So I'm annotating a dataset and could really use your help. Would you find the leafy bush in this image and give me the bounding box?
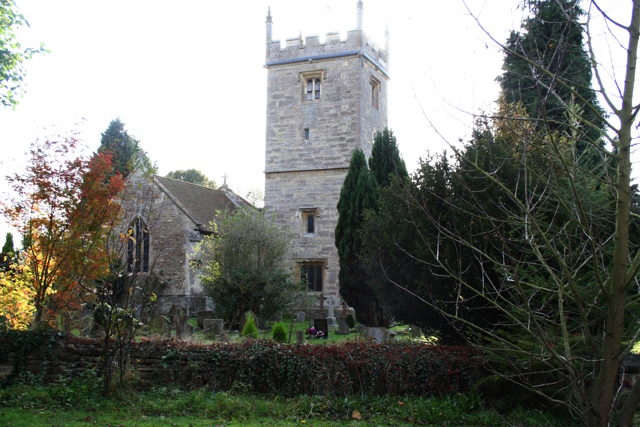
[241,316,259,339]
[271,321,287,343]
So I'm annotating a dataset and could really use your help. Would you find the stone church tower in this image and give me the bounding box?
[264,1,389,304]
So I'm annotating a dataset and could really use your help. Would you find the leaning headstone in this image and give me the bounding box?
[336,315,350,335]
[314,318,329,339]
[296,311,306,323]
[203,319,224,337]
[296,330,304,343]
[308,318,315,328]
[197,310,215,329]
[149,315,170,338]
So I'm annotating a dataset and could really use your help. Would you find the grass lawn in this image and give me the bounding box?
[183,315,405,345]
[0,382,579,427]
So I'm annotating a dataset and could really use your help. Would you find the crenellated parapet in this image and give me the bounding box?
[266,30,388,77]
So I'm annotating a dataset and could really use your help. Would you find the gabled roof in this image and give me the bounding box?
[154,176,252,234]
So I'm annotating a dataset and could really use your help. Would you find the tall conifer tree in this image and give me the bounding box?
[497,0,606,162]
[369,128,408,188]
[2,233,14,254]
[98,118,153,177]
[335,148,384,326]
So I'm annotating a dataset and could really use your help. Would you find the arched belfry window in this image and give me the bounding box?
[127,217,149,273]
[301,70,325,102]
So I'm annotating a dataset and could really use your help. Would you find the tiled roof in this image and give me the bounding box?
[154,176,251,234]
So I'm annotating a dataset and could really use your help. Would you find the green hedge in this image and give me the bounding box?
[1,331,484,396]
[153,340,483,396]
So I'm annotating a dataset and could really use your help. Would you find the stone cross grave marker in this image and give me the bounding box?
[318,293,326,312]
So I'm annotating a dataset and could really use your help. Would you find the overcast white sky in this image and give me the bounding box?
[0,0,635,247]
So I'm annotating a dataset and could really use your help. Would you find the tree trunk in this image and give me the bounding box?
[587,2,639,425]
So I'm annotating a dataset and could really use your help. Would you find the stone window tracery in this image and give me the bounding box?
[306,78,321,100]
[300,263,324,292]
[127,217,149,273]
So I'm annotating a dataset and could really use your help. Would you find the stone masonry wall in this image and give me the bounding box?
[264,24,389,310]
[120,173,206,315]
[265,169,347,299]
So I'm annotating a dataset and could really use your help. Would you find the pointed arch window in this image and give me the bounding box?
[127,217,149,273]
[301,70,325,102]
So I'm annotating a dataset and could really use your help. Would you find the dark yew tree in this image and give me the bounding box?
[2,232,14,254]
[497,0,606,164]
[368,127,408,187]
[335,148,385,326]
[98,118,153,177]
[362,0,640,424]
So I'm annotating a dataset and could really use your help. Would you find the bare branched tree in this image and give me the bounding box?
[363,1,640,425]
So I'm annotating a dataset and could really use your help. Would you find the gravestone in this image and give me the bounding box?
[314,318,329,339]
[257,316,267,331]
[336,315,350,335]
[296,311,306,323]
[184,323,195,337]
[203,319,224,337]
[296,330,304,343]
[149,315,170,338]
[172,306,188,338]
[326,296,336,327]
[197,310,215,329]
[410,325,422,339]
[366,327,388,344]
[174,317,190,339]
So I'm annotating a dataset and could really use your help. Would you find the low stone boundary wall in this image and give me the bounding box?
[0,331,484,396]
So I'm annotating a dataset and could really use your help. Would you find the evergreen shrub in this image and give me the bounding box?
[241,316,259,339]
[271,321,287,343]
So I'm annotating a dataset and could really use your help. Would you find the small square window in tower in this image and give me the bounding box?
[371,76,381,109]
[300,263,324,292]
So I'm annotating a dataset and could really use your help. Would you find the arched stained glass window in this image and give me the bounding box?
[127,217,149,273]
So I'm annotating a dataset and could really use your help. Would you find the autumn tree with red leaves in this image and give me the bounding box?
[2,136,124,327]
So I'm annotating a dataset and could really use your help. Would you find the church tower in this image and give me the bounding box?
[264,1,389,304]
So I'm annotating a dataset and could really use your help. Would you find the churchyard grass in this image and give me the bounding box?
[184,315,371,344]
[0,380,580,426]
